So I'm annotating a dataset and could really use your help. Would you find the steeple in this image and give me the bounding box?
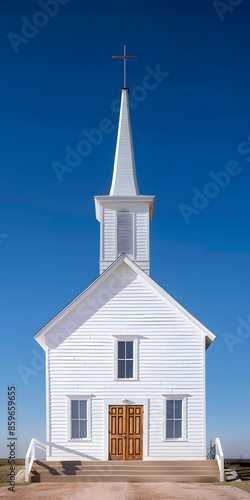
[110,88,139,196]
[95,48,155,275]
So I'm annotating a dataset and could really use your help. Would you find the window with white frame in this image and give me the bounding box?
[113,336,139,380]
[118,340,134,378]
[163,396,188,441]
[166,399,183,439]
[71,400,88,439]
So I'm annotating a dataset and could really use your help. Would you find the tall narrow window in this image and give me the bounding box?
[117,340,134,379]
[117,209,133,256]
[166,400,182,439]
[71,400,87,439]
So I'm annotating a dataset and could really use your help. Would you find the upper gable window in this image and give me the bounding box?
[117,209,133,256]
[113,336,139,380]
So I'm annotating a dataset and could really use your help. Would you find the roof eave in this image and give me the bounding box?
[34,253,216,351]
[94,195,155,221]
[34,254,128,348]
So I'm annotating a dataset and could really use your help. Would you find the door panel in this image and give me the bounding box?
[126,406,143,460]
[109,406,126,460]
[109,405,143,460]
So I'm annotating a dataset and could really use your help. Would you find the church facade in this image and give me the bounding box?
[34,85,216,462]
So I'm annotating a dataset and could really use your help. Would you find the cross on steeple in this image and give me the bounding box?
[112,45,137,88]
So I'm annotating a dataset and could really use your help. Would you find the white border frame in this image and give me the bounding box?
[45,347,51,459]
[100,205,104,262]
[162,395,188,442]
[203,335,206,458]
[103,397,149,460]
[66,395,92,442]
[113,335,139,381]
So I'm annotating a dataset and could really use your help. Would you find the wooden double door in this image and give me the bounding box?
[109,405,143,460]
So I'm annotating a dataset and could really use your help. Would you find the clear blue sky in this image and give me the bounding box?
[1,0,250,458]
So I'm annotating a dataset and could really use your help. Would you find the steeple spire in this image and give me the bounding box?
[109,88,139,196]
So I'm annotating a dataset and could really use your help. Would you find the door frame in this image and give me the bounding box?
[103,398,149,460]
[109,405,143,460]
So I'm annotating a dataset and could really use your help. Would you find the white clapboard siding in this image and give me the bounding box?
[103,207,116,261]
[47,263,206,461]
[135,208,149,262]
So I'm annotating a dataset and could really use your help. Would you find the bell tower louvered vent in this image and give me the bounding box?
[117,209,133,256]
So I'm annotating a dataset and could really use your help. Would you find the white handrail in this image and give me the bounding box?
[215,437,224,482]
[25,438,46,482]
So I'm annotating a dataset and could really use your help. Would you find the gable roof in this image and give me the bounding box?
[34,254,216,350]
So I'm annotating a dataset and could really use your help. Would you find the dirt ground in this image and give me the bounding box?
[1,482,250,500]
[0,464,24,483]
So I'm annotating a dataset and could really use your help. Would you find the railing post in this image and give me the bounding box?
[215,437,224,482]
[25,438,46,483]
[220,451,224,482]
[32,442,36,461]
[25,456,29,482]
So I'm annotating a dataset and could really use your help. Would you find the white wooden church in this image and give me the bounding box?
[26,52,224,482]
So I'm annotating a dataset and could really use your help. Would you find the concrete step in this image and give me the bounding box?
[33,464,219,470]
[31,473,220,483]
[35,460,214,466]
[33,461,218,468]
[32,469,219,476]
[30,460,220,483]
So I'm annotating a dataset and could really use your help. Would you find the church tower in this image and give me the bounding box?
[95,56,155,274]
